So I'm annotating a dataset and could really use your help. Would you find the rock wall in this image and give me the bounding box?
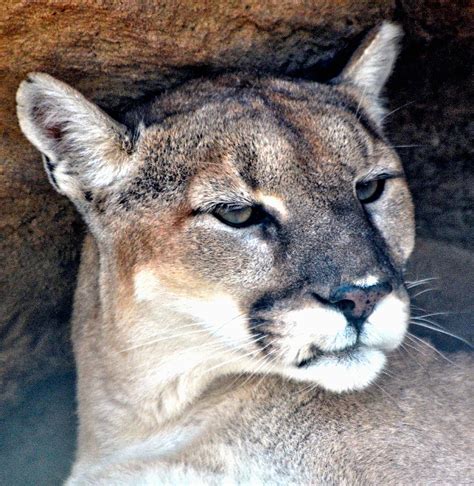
[0,1,472,413]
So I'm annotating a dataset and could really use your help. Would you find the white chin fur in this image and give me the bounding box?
[282,348,386,393]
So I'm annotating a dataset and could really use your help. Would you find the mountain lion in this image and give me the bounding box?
[17,22,473,484]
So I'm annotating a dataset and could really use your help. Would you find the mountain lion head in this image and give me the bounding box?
[17,22,414,393]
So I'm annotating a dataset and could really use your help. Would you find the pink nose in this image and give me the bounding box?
[329,282,392,322]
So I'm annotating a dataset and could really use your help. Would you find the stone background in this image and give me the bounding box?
[1,1,473,415]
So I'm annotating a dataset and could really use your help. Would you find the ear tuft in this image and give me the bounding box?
[339,22,402,98]
[336,22,402,124]
[17,73,134,201]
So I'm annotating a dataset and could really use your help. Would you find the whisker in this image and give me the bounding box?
[235,342,281,388]
[239,348,279,390]
[409,322,473,348]
[411,287,437,299]
[380,368,396,380]
[411,317,448,331]
[297,381,320,396]
[135,340,230,372]
[380,100,415,121]
[410,316,453,333]
[406,333,431,352]
[120,312,248,353]
[403,337,428,354]
[355,83,369,120]
[405,277,439,289]
[372,382,401,410]
[133,328,264,373]
[141,335,266,371]
[411,306,431,316]
[389,144,426,149]
[411,312,451,319]
[137,334,269,375]
[202,345,267,376]
[121,328,215,352]
[398,340,426,367]
[407,332,458,365]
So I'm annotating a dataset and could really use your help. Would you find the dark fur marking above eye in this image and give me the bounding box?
[258,93,316,159]
[237,142,259,189]
[120,151,193,206]
[84,191,93,202]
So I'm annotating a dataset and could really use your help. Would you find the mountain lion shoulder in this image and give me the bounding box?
[16,22,473,484]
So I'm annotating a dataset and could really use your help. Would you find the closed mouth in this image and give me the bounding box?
[296,344,361,368]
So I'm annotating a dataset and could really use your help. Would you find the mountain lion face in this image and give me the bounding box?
[17,23,414,392]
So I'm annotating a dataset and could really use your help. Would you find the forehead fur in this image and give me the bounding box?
[116,73,387,211]
[101,71,412,305]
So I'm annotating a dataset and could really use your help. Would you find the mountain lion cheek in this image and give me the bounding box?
[133,268,252,346]
[369,183,415,265]
[180,234,276,289]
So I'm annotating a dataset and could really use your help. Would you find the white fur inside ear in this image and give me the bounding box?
[336,22,402,125]
[341,22,402,98]
[16,72,132,199]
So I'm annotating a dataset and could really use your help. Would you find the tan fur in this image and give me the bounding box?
[68,235,473,485]
[16,22,472,484]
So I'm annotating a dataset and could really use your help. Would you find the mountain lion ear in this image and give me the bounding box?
[16,73,134,201]
[336,22,403,123]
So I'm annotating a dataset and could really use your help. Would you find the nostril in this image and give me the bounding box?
[335,299,355,316]
[329,282,393,321]
[311,282,392,323]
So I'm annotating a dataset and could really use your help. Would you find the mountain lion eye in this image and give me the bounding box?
[213,206,254,227]
[356,179,386,204]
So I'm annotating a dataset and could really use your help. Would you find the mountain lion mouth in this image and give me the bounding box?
[296,345,360,368]
[283,347,387,393]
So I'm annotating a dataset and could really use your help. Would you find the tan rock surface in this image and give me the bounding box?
[1,1,472,413]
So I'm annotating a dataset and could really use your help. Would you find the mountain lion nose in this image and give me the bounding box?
[329,282,392,326]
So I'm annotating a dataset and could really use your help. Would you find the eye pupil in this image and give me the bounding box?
[356,179,386,204]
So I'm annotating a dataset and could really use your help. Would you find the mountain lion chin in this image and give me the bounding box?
[282,347,387,393]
